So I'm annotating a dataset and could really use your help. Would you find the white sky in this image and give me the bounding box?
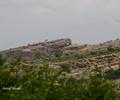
[0,0,120,50]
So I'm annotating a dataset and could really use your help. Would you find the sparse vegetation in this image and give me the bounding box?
[55,47,120,62]
[0,59,119,100]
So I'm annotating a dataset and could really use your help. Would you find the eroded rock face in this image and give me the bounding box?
[46,38,72,49]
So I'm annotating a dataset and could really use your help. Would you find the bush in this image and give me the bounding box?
[54,49,63,58]
[0,61,119,100]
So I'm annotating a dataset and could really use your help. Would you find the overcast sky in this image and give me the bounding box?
[0,0,120,50]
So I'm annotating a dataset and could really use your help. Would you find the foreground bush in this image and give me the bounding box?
[0,62,119,100]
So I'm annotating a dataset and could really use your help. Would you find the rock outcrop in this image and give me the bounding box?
[1,38,72,60]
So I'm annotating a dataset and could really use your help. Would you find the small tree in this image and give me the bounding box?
[54,49,63,58]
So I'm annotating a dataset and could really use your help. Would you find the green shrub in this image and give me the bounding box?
[0,61,119,100]
[54,49,63,58]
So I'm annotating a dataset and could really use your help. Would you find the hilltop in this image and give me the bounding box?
[1,38,120,61]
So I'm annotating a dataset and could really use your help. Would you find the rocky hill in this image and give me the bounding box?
[1,38,120,90]
[0,38,72,61]
[1,38,120,61]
